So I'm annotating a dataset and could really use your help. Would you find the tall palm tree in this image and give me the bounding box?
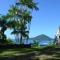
[18,10,32,44]
[11,19,29,44]
[6,5,20,42]
[6,0,38,44]
[15,0,38,44]
[6,5,30,44]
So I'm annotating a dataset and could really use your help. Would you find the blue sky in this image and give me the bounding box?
[0,0,60,39]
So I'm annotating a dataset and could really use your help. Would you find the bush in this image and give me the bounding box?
[31,40,40,48]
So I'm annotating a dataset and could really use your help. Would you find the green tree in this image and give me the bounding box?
[16,0,38,10]
[15,0,38,44]
[6,5,20,42]
[0,15,10,43]
[6,0,38,44]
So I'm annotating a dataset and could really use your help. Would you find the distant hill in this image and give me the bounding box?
[30,34,53,41]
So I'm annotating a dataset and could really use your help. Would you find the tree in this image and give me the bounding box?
[15,0,38,44]
[6,5,20,42]
[15,10,32,44]
[0,15,10,43]
[16,0,39,10]
[6,0,38,44]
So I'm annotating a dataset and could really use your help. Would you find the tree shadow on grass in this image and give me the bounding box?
[0,48,9,53]
[0,46,60,60]
[35,46,60,60]
[0,51,38,60]
[0,47,39,60]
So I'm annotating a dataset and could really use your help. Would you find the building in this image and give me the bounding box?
[56,26,60,45]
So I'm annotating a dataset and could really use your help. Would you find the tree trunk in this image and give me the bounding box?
[20,34,22,44]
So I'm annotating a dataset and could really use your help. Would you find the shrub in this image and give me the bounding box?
[31,40,40,48]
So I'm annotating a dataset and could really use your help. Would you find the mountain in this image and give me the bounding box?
[30,34,53,41]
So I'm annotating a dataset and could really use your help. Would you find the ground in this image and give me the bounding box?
[0,46,60,60]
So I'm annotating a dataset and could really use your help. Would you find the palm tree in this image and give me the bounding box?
[11,19,29,44]
[15,0,38,44]
[6,0,38,44]
[6,5,20,42]
[15,9,32,44]
[16,0,39,10]
[6,5,30,44]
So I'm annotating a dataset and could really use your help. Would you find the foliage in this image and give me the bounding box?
[6,38,15,44]
[0,15,9,43]
[0,0,38,44]
[31,40,40,48]
[5,0,38,44]
[16,0,39,10]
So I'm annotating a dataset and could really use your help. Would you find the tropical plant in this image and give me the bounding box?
[6,38,15,44]
[6,5,20,43]
[31,40,40,48]
[0,15,10,43]
[6,0,38,44]
[15,0,38,44]
[16,0,39,10]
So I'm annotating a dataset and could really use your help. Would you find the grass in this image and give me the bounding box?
[0,46,60,60]
[0,48,40,57]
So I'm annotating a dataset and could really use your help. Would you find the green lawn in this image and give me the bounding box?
[0,48,39,57]
[0,46,60,60]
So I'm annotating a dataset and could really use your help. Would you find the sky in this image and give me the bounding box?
[0,0,60,39]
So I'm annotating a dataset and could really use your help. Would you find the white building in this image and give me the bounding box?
[56,26,60,45]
